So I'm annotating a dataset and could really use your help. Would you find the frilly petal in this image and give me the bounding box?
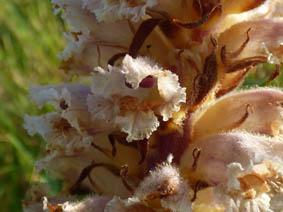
[51,0,93,33]
[122,55,186,121]
[57,32,90,61]
[29,84,109,135]
[88,55,186,141]
[87,95,119,125]
[157,70,186,121]
[29,85,60,109]
[23,113,59,140]
[121,54,160,89]
[91,66,144,99]
[24,115,93,157]
[83,0,158,23]
[29,84,91,110]
[239,194,273,212]
[115,110,159,142]
[220,193,273,212]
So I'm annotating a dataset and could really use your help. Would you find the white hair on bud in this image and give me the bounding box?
[135,159,192,212]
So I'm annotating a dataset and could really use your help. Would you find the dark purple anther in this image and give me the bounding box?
[139,75,156,88]
[60,100,68,110]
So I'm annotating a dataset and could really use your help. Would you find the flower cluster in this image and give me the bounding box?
[23,0,283,212]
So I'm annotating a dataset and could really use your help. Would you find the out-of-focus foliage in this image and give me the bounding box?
[0,0,282,211]
[243,64,283,87]
[0,0,64,211]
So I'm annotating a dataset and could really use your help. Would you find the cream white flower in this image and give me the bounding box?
[88,55,186,141]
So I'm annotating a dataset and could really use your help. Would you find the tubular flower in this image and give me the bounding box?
[23,0,283,212]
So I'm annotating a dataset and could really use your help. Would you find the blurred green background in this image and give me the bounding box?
[0,0,64,211]
[0,1,282,211]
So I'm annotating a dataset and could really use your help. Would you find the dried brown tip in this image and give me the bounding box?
[87,173,101,193]
[221,28,252,65]
[266,64,281,85]
[191,180,202,202]
[191,39,218,106]
[172,3,221,29]
[227,56,267,73]
[190,180,209,202]
[70,162,120,194]
[129,18,162,58]
[216,68,250,98]
[108,134,117,157]
[192,148,201,171]
[91,142,113,158]
[109,134,148,164]
[221,103,253,132]
[108,52,127,67]
[120,165,134,194]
